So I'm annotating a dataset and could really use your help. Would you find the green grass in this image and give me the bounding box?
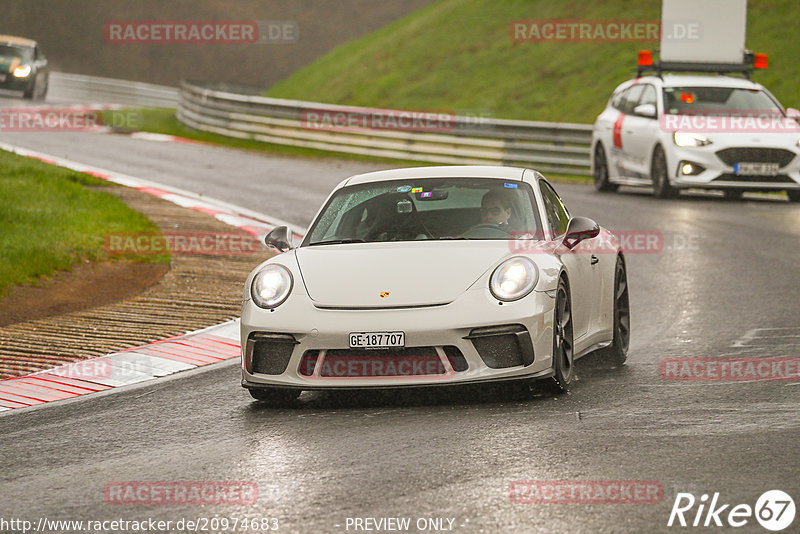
[265,0,800,122]
[0,150,168,297]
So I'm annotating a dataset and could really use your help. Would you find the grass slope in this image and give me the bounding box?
[266,0,800,123]
[0,150,166,297]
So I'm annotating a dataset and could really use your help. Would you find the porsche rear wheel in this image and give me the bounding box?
[248,387,300,405]
[595,256,630,367]
[542,277,574,393]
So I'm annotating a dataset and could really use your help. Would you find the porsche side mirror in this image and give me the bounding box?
[633,103,657,119]
[563,217,600,249]
[786,108,800,120]
[264,225,292,253]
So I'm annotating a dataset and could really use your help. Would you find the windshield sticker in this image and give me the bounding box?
[504,183,519,189]
[396,185,412,193]
[411,187,423,193]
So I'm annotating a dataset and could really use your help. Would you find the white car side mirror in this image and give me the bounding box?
[633,103,657,119]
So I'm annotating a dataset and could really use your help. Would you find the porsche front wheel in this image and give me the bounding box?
[596,256,630,367]
[542,277,574,393]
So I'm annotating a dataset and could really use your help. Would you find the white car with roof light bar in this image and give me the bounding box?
[591,50,800,201]
[240,166,629,404]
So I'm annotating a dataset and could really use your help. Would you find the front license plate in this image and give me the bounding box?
[349,332,405,349]
[734,162,779,176]
[0,74,6,82]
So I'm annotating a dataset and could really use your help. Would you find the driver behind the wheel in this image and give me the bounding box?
[480,190,513,228]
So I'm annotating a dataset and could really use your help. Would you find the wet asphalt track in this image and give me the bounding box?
[1,92,800,533]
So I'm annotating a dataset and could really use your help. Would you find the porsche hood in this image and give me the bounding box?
[294,242,512,308]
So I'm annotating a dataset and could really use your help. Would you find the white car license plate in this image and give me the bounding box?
[349,332,405,349]
[734,162,779,176]
[0,74,6,82]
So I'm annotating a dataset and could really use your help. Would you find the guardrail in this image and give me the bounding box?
[50,72,179,108]
[177,81,593,175]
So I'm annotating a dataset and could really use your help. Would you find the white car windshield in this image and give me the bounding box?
[0,44,33,62]
[663,86,783,116]
[304,178,543,245]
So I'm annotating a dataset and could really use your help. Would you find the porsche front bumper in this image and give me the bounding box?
[240,287,556,390]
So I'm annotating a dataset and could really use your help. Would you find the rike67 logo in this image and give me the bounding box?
[668,490,795,531]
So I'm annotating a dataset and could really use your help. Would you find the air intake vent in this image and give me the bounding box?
[465,324,534,369]
[245,332,297,375]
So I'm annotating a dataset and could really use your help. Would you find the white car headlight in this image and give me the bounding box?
[251,265,293,309]
[12,65,32,78]
[673,131,711,147]
[489,257,538,302]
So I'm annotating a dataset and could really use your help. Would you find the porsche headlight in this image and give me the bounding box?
[251,265,292,309]
[673,131,711,147]
[13,65,32,78]
[489,257,538,302]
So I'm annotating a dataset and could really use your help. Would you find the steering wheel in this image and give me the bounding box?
[459,223,513,239]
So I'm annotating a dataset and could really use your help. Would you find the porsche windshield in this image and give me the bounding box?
[304,178,543,245]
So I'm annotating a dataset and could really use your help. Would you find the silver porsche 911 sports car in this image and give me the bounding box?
[240,166,629,403]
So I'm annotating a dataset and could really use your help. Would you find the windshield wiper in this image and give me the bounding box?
[308,238,367,246]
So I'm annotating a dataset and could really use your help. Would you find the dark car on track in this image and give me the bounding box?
[0,35,49,100]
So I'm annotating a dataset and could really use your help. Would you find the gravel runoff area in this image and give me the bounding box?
[0,185,270,379]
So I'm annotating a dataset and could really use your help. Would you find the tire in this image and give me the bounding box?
[651,146,677,199]
[541,277,574,393]
[593,144,618,192]
[22,80,35,100]
[248,387,300,405]
[35,76,48,101]
[595,256,630,367]
[723,189,743,201]
[787,190,800,203]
